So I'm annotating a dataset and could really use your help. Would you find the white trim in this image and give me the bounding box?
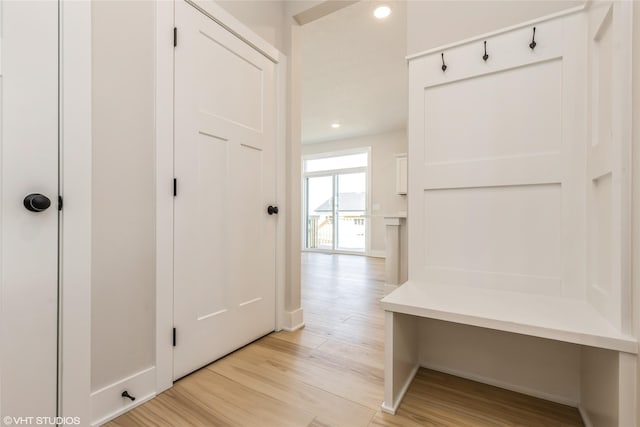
[368,250,386,258]
[154,0,175,394]
[275,54,288,331]
[420,363,578,407]
[304,167,367,178]
[578,406,594,427]
[302,249,367,256]
[380,365,418,415]
[90,367,157,426]
[281,308,305,332]
[302,146,371,163]
[185,0,281,63]
[616,0,634,336]
[59,0,92,424]
[154,0,287,395]
[365,146,372,255]
[406,4,586,61]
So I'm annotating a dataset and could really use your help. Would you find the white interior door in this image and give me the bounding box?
[173,0,277,379]
[1,0,59,420]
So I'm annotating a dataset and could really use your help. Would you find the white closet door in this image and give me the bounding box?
[173,0,277,379]
[1,0,59,419]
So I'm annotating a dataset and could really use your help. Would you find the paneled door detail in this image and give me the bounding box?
[173,0,277,379]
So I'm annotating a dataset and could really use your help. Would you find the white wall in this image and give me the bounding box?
[302,129,407,255]
[91,0,156,390]
[407,0,584,56]
[419,320,582,405]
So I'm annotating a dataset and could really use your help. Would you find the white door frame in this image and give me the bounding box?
[155,0,287,392]
[59,0,92,423]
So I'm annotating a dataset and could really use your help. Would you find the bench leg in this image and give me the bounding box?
[618,352,637,427]
[381,311,419,414]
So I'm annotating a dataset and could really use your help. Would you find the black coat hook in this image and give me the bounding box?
[441,52,447,72]
[529,27,537,50]
[483,41,489,61]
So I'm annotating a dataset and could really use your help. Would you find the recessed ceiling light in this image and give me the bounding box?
[374,6,391,19]
[331,122,341,129]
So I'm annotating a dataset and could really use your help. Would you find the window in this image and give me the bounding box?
[303,149,369,253]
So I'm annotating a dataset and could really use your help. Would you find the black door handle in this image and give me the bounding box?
[24,193,51,212]
[267,205,279,215]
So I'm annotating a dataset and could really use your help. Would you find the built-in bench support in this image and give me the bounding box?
[383,216,407,288]
[381,281,638,425]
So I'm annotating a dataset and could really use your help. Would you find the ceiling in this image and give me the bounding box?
[301,1,407,144]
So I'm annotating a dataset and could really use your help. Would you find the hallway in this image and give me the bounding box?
[107,253,582,426]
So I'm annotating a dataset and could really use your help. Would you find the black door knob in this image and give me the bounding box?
[24,193,51,212]
[267,205,279,215]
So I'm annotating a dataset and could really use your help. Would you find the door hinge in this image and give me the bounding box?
[173,327,177,347]
[173,178,177,197]
[58,195,63,211]
[173,27,177,47]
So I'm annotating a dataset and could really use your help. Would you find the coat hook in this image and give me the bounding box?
[529,27,537,50]
[483,41,489,61]
[441,52,447,72]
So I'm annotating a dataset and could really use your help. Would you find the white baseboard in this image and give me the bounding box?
[367,250,386,258]
[281,308,305,332]
[91,366,157,426]
[578,406,594,427]
[420,362,579,408]
[380,364,419,415]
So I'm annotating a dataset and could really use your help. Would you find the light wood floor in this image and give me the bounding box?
[107,252,584,427]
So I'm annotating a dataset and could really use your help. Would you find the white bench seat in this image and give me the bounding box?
[381,281,638,418]
[381,281,637,354]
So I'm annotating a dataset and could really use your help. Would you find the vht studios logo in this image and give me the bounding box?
[3,416,81,425]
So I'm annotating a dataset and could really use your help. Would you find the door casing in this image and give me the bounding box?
[59,1,93,423]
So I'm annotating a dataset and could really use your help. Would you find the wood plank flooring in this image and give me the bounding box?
[106,252,584,427]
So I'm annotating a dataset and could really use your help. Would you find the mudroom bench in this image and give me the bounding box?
[380,281,638,425]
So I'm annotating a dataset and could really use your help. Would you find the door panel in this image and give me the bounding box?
[1,0,59,419]
[174,0,277,379]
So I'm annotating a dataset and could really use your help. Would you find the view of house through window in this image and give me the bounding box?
[304,151,368,253]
